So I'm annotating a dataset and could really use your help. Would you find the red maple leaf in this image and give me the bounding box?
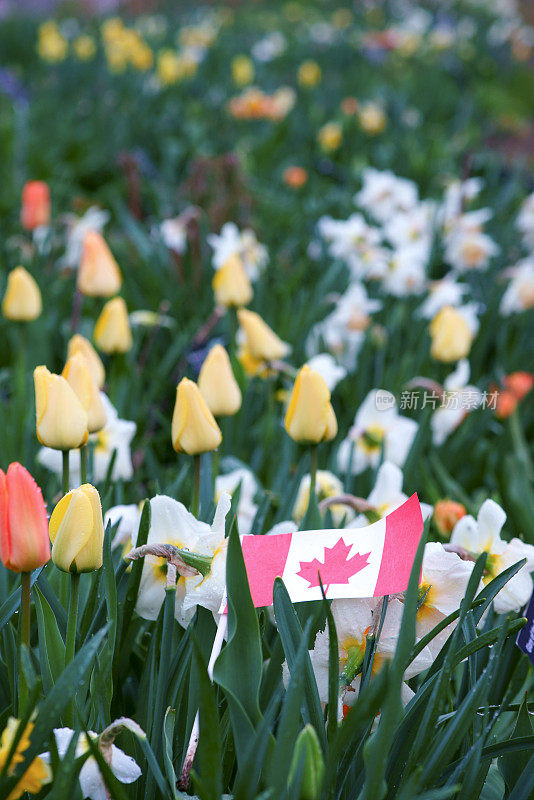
[296,538,371,592]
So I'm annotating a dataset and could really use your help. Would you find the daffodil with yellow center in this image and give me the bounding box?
[0,717,51,800]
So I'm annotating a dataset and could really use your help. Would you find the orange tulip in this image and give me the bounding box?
[21,181,51,230]
[0,463,50,573]
[503,372,533,402]
[433,499,466,538]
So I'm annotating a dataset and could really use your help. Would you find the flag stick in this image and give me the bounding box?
[179,612,228,788]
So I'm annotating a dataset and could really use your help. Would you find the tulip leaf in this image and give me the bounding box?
[191,635,223,800]
[33,585,66,692]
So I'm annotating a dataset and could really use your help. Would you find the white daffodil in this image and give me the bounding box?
[208,222,268,280]
[45,727,141,800]
[160,216,188,254]
[338,390,418,475]
[451,499,534,614]
[416,542,478,657]
[105,504,142,549]
[500,259,534,315]
[444,229,499,273]
[516,191,534,248]
[384,201,436,253]
[293,470,354,527]
[215,467,259,535]
[317,213,388,280]
[60,207,110,269]
[416,273,469,319]
[381,245,428,297]
[354,168,419,224]
[431,359,482,446]
[346,461,433,529]
[38,394,136,486]
[135,492,231,626]
[306,598,432,706]
[251,31,286,61]
[306,283,382,370]
[439,178,484,231]
[306,353,347,391]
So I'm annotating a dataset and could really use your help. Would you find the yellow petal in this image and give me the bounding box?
[198,345,242,416]
[34,366,89,450]
[63,353,107,433]
[67,334,106,389]
[2,267,42,322]
[94,297,133,354]
[172,378,222,455]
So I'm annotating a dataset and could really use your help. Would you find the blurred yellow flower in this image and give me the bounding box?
[157,49,181,85]
[73,35,96,61]
[298,60,322,88]
[37,21,68,63]
[318,121,343,152]
[2,266,42,322]
[0,717,51,800]
[172,377,222,455]
[67,334,106,390]
[358,102,387,135]
[198,344,242,417]
[77,230,122,298]
[94,297,133,354]
[237,308,290,362]
[232,55,254,86]
[213,254,253,308]
[430,306,474,363]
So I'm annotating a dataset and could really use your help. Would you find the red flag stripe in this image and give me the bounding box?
[373,493,423,597]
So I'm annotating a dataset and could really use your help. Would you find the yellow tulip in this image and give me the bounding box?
[34,366,89,450]
[232,54,254,86]
[237,308,290,362]
[77,230,122,298]
[318,122,342,152]
[94,297,133,354]
[62,353,107,433]
[285,365,338,444]
[172,378,222,455]
[430,305,474,363]
[198,344,242,417]
[49,484,104,573]
[67,333,106,389]
[358,102,387,135]
[212,254,253,308]
[2,266,42,321]
[297,60,322,88]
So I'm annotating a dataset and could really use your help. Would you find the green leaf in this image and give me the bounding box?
[213,520,263,760]
[191,636,222,800]
[272,578,326,752]
[34,585,66,692]
[499,694,534,792]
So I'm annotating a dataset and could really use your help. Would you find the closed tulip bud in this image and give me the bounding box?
[237,308,290,362]
[0,463,50,573]
[94,297,133,354]
[34,366,89,450]
[49,484,104,573]
[67,334,106,389]
[172,377,222,455]
[285,365,337,444]
[62,354,107,433]
[289,725,325,800]
[198,344,242,417]
[434,499,466,538]
[429,306,474,363]
[77,230,122,297]
[212,254,253,308]
[21,181,51,230]
[2,266,42,321]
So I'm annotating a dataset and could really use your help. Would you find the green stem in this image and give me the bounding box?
[509,409,533,480]
[80,444,88,485]
[146,582,176,800]
[308,444,318,513]
[62,450,70,496]
[64,572,80,727]
[19,571,31,714]
[192,454,201,517]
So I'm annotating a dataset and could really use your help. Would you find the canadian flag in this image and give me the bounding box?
[224,493,423,609]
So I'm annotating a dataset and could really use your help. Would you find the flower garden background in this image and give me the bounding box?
[1,1,534,798]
